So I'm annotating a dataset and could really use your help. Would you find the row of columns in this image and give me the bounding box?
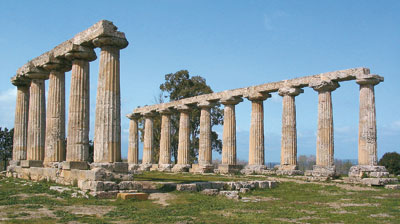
[128,77,382,174]
[11,37,128,169]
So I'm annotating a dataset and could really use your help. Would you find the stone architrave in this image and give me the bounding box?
[172,105,191,172]
[11,78,30,163]
[26,68,49,167]
[157,108,173,171]
[141,111,156,170]
[93,36,129,163]
[309,79,339,177]
[218,96,243,174]
[65,45,96,170]
[349,75,388,178]
[43,59,71,166]
[277,86,303,174]
[191,101,215,173]
[242,91,271,174]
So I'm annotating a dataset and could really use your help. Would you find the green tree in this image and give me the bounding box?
[139,70,223,163]
[378,152,400,175]
[0,127,13,171]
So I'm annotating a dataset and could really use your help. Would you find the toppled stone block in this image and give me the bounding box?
[219,191,240,200]
[117,192,149,200]
[201,189,219,196]
[361,178,398,186]
[176,183,197,192]
[384,184,400,190]
[118,181,143,191]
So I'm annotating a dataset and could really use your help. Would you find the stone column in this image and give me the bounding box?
[191,101,215,173]
[24,69,48,168]
[243,92,271,174]
[172,105,191,172]
[158,108,173,171]
[277,86,303,174]
[218,96,243,174]
[349,75,387,178]
[11,78,30,165]
[93,36,128,164]
[64,45,96,170]
[141,112,156,170]
[43,59,71,167]
[127,113,140,171]
[309,79,339,177]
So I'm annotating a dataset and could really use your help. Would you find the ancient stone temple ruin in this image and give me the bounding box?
[7,20,395,195]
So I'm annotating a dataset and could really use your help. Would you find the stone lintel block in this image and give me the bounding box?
[171,164,191,173]
[348,165,389,178]
[21,160,43,168]
[217,164,243,174]
[63,161,89,170]
[190,164,215,174]
[117,193,149,200]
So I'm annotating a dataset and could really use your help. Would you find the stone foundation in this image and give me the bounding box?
[21,160,43,168]
[276,165,303,176]
[150,164,173,172]
[190,164,215,173]
[138,164,153,171]
[171,164,191,172]
[348,165,389,178]
[240,165,269,175]
[216,164,242,174]
[305,165,336,177]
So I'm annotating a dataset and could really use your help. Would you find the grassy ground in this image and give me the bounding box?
[0,173,399,223]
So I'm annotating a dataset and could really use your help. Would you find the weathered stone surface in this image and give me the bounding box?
[216,164,242,174]
[118,181,143,191]
[171,164,191,173]
[176,183,197,192]
[201,189,219,196]
[12,81,30,161]
[219,191,240,200]
[241,165,268,175]
[21,160,43,168]
[158,109,172,165]
[142,112,155,164]
[348,165,389,178]
[384,184,400,190]
[198,101,214,166]
[117,192,148,200]
[361,178,398,186]
[276,169,304,176]
[305,165,336,177]
[127,114,140,164]
[176,105,191,167]
[240,188,250,193]
[62,161,88,170]
[190,164,214,174]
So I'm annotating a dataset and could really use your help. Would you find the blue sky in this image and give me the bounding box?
[0,0,399,163]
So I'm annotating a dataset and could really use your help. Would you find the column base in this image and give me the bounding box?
[190,164,215,173]
[276,165,303,176]
[63,161,89,170]
[240,165,268,175]
[348,165,389,178]
[139,164,153,171]
[305,165,336,177]
[216,164,242,174]
[21,160,43,168]
[150,164,173,172]
[171,164,191,173]
[90,162,128,173]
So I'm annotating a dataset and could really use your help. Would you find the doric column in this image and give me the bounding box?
[142,112,156,165]
[93,36,128,163]
[172,105,191,172]
[243,91,271,173]
[25,68,48,167]
[11,78,30,163]
[127,114,140,164]
[43,59,71,165]
[278,86,303,171]
[158,108,173,166]
[218,96,243,174]
[356,76,383,166]
[198,101,214,165]
[65,45,96,169]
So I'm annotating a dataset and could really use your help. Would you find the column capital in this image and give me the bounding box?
[176,104,191,112]
[309,79,340,92]
[142,111,157,118]
[220,96,243,105]
[127,113,141,120]
[157,107,174,115]
[93,36,129,49]
[278,86,303,97]
[356,74,384,86]
[43,56,72,73]
[245,91,271,101]
[11,76,30,87]
[65,45,97,62]
[197,100,215,108]
[24,63,49,80]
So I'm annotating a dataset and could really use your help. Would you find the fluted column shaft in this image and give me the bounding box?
[357,77,381,166]
[199,105,212,165]
[221,97,242,165]
[93,46,122,163]
[66,60,91,162]
[279,87,303,168]
[12,84,30,160]
[27,79,46,161]
[128,117,139,164]
[177,110,190,165]
[44,70,66,162]
[159,112,172,165]
[142,115,154,164]
[249,99,266,165]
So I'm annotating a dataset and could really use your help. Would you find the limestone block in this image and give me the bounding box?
[62,161,88,170]
[219,191,240,200]
[269,181,278,189]
[240,188,250,193]
[113,162,128,173]
[217,164,242,174]
[117,193,149,200]
[361,178,398,186]
[201,189,219,196]
[21,160,43,168]
[176,183,197,192]
[225,182,236,190]
[139,164,152,171]
[384,184,400,190]
[211,182,225,190]
[195,182,212,191]
[171,164,191,173]
[90,191,119,199]
[118,181,143,191]
[257,181,269,189]
[128,163,140,171]
[348,165,389,178]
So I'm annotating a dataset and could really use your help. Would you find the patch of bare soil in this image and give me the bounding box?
[0,206,57,221]
[63,205,115,216]
[148,193,176,206]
